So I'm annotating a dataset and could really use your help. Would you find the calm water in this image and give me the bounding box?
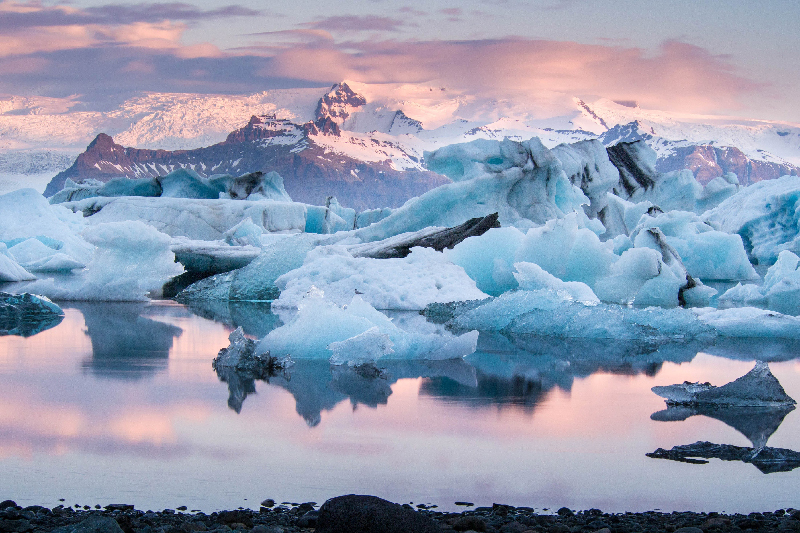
[1,300,799,513]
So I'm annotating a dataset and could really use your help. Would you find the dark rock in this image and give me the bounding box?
[216,511,252,528]
[500,521,527,533]
[353,213,500,259]
[452,515,487,531]
[315,494,441,533]
[104,505,134,512]
[51,516,125,533]
[0,519,32,533]
[492,503,513,517]
[454,502,474,507]
[557,508,574,517]
[0,504,16,511]
[296,510,318,528]
[259,500,274,509]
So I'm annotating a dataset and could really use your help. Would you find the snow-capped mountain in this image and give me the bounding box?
[4,81,800,200]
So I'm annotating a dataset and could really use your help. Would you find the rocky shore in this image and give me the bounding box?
[2,495,799,533]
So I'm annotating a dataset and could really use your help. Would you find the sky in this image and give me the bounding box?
[2,0,800,122]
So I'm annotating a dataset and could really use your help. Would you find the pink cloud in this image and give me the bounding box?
[268,38,762,115]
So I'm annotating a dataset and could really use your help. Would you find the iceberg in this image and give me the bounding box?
[652,361,796,407]
[50,170,292,204]
[273,245,487,310]
[63,196,307,240]
[171,237,261,275]
[551,139,620,219]
[356,137,587,242]
[350,213,500,259]
[0,243,36,282]
[213,326,292,378]
[0,188,94,267]
[445,226,526,296]
[703,175,800,264]
[647,441,800,474]
[257,291,479,362]
[630,210,758,281]
[23,221,184,301]
[0,292,64,337]
[719,250,800,315]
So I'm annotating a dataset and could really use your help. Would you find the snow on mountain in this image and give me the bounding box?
[3,80,800,197]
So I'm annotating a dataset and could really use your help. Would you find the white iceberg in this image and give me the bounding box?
[630,210,758,281]
[273,245,488,310]
[23,221,184,301]
[257,291,479,362]
[703,175,800,265]
[0,188,94,267]
[63,196,307,240]
[719,251,800,315]
[357,137,588,242]
[0,243,36,282]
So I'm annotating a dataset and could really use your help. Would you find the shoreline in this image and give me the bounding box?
[2,497,799,533]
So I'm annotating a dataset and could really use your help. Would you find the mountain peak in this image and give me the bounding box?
[315,82,368,128]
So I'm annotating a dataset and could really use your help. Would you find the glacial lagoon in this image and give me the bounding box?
[1,301,799,514]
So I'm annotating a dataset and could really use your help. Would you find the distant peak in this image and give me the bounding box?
[315,82,367,130]
[87,133,116,150]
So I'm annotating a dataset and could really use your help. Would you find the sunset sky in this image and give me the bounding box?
[2,0,799,121]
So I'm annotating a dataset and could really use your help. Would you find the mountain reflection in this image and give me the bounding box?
[73,303,183,380]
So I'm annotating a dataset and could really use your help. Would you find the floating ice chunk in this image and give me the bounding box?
[170,237,260,275]
[273,245,487,310]
[328,326,394,366]
[258,293,478,361]
[23,221,184,301]
[551,139,620,218]
[599,193,656,238]
[718,282,767,307]
[354,213,499,259]
[355,207,392,229]
[693,307,800,338]
[515,212,617,289]
[219,171,292,202]
[631,210,757,281]
[212,326,292,378]
[697,173,739,212]
[452,291,709,340]
[178,233,323,301]
[0,244,36,282]
[0,292,63,336]
[513,262,599,304]
[648,170,703,213]
[0,188,93,266]
[65,196,307,240]
[719,250,800,315]
[445,226,525,296]
[7,237,85,272]
[703,175,800,265]
[158,168,222,199]
[224,218,263,247]
[357,137,587,241]
[652,361,796,407]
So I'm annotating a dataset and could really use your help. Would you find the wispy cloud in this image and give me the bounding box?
[301,15,408,33]
[0,1,262,29]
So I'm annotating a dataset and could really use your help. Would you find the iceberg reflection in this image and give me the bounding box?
[74,303,183,380]
[649,362,799,473]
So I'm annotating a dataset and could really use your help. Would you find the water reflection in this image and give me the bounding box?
[648,363,800,473]
[73,303,183,380]
[182,299,281,338]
